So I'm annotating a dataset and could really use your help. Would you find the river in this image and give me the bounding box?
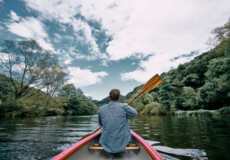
[0,115,229,160]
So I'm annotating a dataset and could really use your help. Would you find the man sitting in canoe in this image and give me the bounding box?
[98,89,138,153]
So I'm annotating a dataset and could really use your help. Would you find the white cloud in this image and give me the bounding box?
[12,63,25,72]
[68,67,108,87]
[72,19,105,59]
[36,38,53,51]
[101,0,229,60]
[22,0,79,23]
[0,52,9,63]
[101,59,108,67]
[121,51,200,83]
[22,0,230,82]
[64,59,72,65]
[9,10,20,21]
[23,0,107,60]
[54,49,74,65]
[21,0,230,59]
[0,52,24,73]
[6,15,54,51]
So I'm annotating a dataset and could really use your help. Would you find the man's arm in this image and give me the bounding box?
[124,104,138,117]
[98,109,102,126]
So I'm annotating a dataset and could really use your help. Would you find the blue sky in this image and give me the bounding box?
[0,0,230,100]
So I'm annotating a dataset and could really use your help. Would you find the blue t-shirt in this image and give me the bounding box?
[98,101,138,153]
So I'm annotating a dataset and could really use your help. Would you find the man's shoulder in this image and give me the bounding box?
[99,103,109,110]
[118,103,128,107]
[100,102,125,109]
[111,102,127,107]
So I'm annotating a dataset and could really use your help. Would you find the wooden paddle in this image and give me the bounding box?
[81,74,162,140]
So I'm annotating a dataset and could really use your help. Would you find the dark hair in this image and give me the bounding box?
[109,89,120,101]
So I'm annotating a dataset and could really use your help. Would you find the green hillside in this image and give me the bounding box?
[115,20,230,116]
[119,38,230,116]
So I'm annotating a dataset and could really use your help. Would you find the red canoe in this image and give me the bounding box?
[51,130,164,160]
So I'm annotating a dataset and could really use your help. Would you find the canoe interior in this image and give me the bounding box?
[66,134,153,160]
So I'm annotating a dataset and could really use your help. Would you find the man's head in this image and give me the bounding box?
[109,89,120,101]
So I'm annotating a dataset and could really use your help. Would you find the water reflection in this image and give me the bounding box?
[0,115,229,160]
[129,115,230,160]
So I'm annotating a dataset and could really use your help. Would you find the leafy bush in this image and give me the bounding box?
[177,87,197,110]
[219,107,230,115]
[174,110,187,116]
[150,102,162,115]
[0,101,22,117]
[45,108,58,116]
[139,102,163,115]
[195,110,213,116]
[173,109,215,117]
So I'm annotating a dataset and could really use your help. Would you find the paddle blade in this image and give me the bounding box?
[141,74,162,93]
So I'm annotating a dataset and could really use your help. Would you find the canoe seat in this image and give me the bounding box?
[88,144,140,150]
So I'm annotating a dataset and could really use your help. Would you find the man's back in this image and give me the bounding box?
[98,101,137,153]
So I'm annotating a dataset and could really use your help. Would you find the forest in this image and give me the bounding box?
[0,20,230,117]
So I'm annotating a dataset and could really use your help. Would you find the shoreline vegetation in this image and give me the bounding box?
[171,107,230,116]
[1,19,230,118]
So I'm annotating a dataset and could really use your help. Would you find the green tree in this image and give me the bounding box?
[210,18,230,46]
[0,75,14,102]
[67,96,94,115]
[43,64,69,104]
[182,73,200,88]
[177,87,197,110]
[58,84,96,115]
[197,80,218,109]
[0,40,59,99]
[198,57,230,109]
[205,58,230,79]
[151,92,160,103]
[197,23,230,110]
[150,102,163,115]
[159,77,183,110]
[58,83,83,98]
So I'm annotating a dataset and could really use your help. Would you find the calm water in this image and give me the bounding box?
[0,115,230,160]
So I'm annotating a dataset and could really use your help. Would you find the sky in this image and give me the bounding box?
[0,0,230,100]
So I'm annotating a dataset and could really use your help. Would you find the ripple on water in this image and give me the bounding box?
[57,137,79,143]
[160,153,180,160]
[154,146,207,159]
[145,140,161,145]
[145,139,207,159]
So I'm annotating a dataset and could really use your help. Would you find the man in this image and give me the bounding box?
[98,89,138,153]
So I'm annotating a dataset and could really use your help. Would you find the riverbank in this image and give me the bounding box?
[1,102,229,118]
[171,107,230,116]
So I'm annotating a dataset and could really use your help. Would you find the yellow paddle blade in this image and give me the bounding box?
[141,74,162,93]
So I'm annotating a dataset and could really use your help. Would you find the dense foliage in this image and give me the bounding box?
[58,84,98,115]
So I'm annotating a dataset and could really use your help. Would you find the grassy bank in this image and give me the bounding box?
[171,107,230,116]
